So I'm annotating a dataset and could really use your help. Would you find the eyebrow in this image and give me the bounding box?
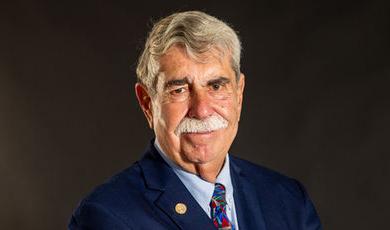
[163,76,230,89]
[207,77,231,86]
[164,77,190,89]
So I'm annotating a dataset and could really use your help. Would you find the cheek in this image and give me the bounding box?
[214,97,239,121]
[160,103,189,131]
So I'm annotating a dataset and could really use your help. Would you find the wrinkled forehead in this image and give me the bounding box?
[159,44,232,75]
[161,44,228,64]
[160,45,232,74]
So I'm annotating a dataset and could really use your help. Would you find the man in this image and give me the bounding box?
[69,11,322,229]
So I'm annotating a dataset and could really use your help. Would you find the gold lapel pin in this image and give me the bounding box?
[175,203,187,215]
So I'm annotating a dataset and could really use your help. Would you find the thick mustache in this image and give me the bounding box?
[174,115,228,135]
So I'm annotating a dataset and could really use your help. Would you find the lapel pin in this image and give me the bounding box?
[175,203,187,215]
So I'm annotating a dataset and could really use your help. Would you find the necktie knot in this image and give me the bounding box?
[211,183,227,205]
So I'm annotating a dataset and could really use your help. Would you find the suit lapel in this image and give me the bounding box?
[138,143,215,230]
[231,156,293,230]
[154,180,215,230]
[230,157,268,230]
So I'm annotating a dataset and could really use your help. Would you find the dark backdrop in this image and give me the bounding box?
[1,0,389,229]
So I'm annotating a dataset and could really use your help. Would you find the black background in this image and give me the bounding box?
[1,0,389,229]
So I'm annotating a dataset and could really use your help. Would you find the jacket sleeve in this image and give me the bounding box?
[68,202,133,230]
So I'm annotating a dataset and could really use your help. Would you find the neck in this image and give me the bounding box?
[154,139,227,183]
[194,162,224,183]
[178,155,226,183]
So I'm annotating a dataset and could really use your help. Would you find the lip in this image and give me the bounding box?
[182,130,215,137]
[184,131,213,134]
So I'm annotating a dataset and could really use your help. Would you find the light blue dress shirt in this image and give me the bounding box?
[154,139,239,229]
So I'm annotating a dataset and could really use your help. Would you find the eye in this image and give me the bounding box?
[211,83,222,91]
[171,87,186,95]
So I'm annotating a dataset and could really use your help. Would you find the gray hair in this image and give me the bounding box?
[136,11,242,94]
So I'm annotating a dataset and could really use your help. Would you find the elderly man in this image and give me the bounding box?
[69,11,322,230]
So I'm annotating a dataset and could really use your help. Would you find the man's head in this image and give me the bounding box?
[135,11,245,181]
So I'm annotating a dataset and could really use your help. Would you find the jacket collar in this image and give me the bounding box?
[138,141,216,230]
[230,156,293,230]
[229,156,268,230]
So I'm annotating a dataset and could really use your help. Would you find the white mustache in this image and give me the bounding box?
[174,114,228,135]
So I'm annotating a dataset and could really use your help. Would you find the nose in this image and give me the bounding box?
[187,90,213,119]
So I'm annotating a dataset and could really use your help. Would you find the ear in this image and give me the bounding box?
[135,83,154,129]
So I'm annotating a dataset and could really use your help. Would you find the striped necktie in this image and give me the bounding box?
[210,183,234,230]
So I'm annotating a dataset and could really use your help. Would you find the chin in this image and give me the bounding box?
[182,143,221,164]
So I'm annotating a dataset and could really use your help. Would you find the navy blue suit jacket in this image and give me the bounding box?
[69,142,322,229]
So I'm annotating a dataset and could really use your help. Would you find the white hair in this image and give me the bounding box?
[136,11,242,94]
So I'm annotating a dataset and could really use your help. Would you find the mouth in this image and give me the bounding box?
[180,129,218,139]
[183,130,214,135]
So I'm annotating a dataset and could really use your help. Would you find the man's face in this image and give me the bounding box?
[137,45,244,172]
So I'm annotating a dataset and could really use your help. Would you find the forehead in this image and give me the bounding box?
[158,45,234,81]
